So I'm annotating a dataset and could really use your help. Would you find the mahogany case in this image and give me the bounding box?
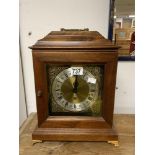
[30,30,119,142]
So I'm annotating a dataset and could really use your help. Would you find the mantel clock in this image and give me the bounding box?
[30,29,119,146]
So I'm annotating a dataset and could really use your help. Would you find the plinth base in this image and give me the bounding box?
[32,127,118,146]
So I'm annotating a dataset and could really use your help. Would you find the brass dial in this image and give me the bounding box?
[52,68,98,112]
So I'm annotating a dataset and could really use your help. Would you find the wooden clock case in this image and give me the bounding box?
[30,29,119,145]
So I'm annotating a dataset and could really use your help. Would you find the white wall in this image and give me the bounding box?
[20,0,135,114]
[19,53,27,126]
[115,62,135,114]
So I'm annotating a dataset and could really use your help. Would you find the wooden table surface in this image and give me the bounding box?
[20,113,135,155]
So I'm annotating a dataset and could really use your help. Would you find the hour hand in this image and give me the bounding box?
[73,75,79,93]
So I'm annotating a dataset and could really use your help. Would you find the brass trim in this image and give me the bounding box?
[32,140,43,145]
[61,28,89,31]
[108,141,119,147]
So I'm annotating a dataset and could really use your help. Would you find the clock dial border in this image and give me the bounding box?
[51,67,99,112]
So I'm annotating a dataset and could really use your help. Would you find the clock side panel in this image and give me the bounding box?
[102,60,118,126]
[32,53,49,126]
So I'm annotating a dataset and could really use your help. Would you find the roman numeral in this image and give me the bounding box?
[57,80,63,83]
[90,89,95,92]
[64,73,68,78]
[74,104,76,109]
[65,102,68,106]
[83,72,87,77]
[88,96,93,101]
[58,96,63,100]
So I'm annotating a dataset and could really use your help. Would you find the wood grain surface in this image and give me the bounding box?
[20,113,135,155]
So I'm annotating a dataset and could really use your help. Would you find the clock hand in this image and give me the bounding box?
[73,75,79,93]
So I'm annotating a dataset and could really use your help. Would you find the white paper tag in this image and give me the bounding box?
[87,77,96,84]
[69,67,83,75]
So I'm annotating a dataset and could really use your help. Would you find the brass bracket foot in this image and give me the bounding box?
[32,140,43,145]
[108,141,119,147]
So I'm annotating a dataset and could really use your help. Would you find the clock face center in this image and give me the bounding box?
[61,76,89,104]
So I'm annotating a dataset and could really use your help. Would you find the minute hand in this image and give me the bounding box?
[73,75,79,93]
